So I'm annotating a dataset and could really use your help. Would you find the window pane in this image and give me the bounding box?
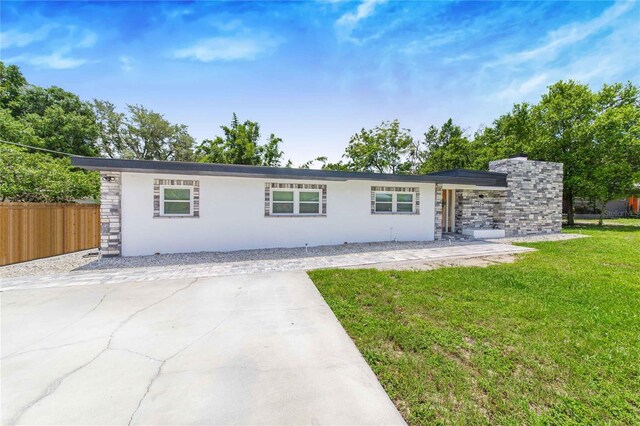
[397,203,414,212]
[272,202,294,214]
[273,191,294,202]
[164,201,190,214]
[299,203,320,214]
[397,193,413,203]
[375,202,392,212]
[375,193,393,202]
[299,191,319,202]
[164,188,190,201]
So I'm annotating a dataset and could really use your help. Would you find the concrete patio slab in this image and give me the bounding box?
[1,271,405,425]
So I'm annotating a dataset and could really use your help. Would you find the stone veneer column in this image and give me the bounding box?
[434,184,443,240]
[100,171,121,256]
[489,158,563,237]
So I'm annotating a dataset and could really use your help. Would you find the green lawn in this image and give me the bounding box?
[572,217,640,227]
[310,225,640,425]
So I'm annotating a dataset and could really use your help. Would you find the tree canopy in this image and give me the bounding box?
[340,119,414,174]
[93,100,196,161]
[196,113,285,166]
[0,144,99,203]
[0,62,99,157]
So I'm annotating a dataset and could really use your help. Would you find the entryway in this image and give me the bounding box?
[442,189,456,233]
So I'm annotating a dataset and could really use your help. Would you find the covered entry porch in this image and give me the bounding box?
[441,185,507,239]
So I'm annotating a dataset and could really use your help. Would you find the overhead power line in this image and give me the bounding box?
[0,139,81,157]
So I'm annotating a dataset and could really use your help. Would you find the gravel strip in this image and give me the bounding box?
[79,240,458,271]
[1,233,584,280]
[0,249,99,279]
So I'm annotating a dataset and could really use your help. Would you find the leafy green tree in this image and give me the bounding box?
[0,62,99,156]
[471,103,536,170]
[196,113,285,166]
[93,101,195,161]
[342,119,413,174]
[528,81,597,225]
[0,63,27,111]
[0,144,99,202]
[418,119,475,173]
[299,156,352,171]
[586,83,640,224]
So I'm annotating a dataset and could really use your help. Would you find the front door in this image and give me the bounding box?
[441,189,456,233]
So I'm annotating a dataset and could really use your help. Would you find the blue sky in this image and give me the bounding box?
[1,1,639,164]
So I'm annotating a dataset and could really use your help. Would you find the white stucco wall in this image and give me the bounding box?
[120,172,436,256]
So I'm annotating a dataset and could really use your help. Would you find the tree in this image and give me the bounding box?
[259,134,285,167]
[0,144,99,202]
[196,113,285,166]
[471,103,536,170]
[93,101,195,161]
[528,81,597,225]
[297,156,349,170]
[342,119,414,174]
[418,119,475,173]
[586,83,640,225]
[0,62,99,156]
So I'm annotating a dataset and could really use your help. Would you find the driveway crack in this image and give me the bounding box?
[2,288,115,360]
[127,285,241,425]
[8,278,200,425]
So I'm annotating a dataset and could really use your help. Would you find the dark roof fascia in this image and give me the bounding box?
[425,168,506,178]
[71,157,507,187]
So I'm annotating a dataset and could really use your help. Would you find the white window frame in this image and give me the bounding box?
[270,188,323,216]
[373,191,416,214]
[160,185,194,217]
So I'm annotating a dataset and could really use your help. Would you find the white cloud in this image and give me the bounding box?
[496,1,634,66]
[335,0,386,43]
[0,24,59,48]
[7,52,87,69]
[497,73,550,100]
[76,31,98,49]
[173,35,279,62]
[2,24,97,69]
[119,56,133,72]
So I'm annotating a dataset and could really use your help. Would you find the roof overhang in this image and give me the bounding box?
[71,157,508,187]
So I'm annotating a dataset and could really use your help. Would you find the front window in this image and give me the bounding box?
[396,193,414,212]
[271,189,322,215]
[161,186,193,216]
[375,193,393,212]
[374,191,415,214]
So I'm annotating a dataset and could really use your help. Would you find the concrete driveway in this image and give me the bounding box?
[1,272,404,425]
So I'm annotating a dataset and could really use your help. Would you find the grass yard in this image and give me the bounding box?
[572,217,640,227]
[310,225,640,425]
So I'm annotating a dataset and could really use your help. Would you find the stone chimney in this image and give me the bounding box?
[489,157,563,236]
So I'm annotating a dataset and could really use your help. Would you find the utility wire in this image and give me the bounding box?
[0,138,82,157]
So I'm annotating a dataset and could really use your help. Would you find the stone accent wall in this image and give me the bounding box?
[489,158,563,236]
[454,189,506,232]
[153,179,200,218]
[434,184,443,240]
[99,172,121,257]
[264,182,327,216]
[370,186,420,214]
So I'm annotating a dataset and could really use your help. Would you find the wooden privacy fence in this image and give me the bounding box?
[0,202,100,266]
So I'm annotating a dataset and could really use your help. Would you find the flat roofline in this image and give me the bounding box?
[71,157,508,187]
